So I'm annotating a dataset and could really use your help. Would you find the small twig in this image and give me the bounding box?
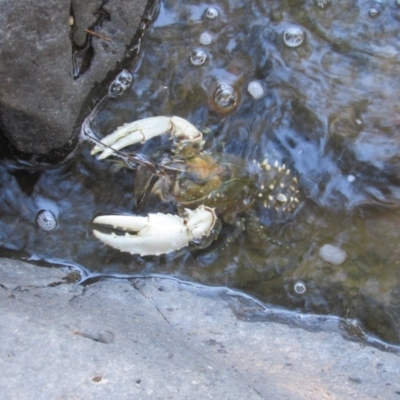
[85,29,112,41]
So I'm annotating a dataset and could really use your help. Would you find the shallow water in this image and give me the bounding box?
[2,0,400,345]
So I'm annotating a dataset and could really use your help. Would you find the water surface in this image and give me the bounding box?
[1,0,400,345]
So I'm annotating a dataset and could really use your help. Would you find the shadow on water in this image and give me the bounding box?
[2,0,400,349]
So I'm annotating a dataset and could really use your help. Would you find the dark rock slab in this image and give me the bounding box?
[0,0,148,157]
[1,258,399,399]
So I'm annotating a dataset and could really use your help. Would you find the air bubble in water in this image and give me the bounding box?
[212,83,238,112]
[347,174,356,182]
[369,7,380,17]
[283,27,305,48]
[205,7,219,19]
[189,49,208,66]
[314,0,331,8]
[109,82,123,98]
[37,210,57,231]
[369,2,384,17]
[294,281,307,295]
[108,70,133,98]
[247,81,265,100]
[199,31,213,46]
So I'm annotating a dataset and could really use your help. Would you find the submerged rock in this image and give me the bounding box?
[319,244,347,265]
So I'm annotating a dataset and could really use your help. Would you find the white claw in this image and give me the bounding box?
[93,205,216,256]
[91,116,204,160]
[169,116,204,145]
[93,214,148,231]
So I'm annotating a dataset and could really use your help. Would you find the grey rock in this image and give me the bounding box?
[0,0,147,156]
[0,258,399,399]
[0,258,67,288]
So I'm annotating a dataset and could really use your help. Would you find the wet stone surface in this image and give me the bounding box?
[1,0,400,347]
[0,0,148,156]
[1,259,400,399]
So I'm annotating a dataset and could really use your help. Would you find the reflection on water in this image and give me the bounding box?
[2,0,400,346]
